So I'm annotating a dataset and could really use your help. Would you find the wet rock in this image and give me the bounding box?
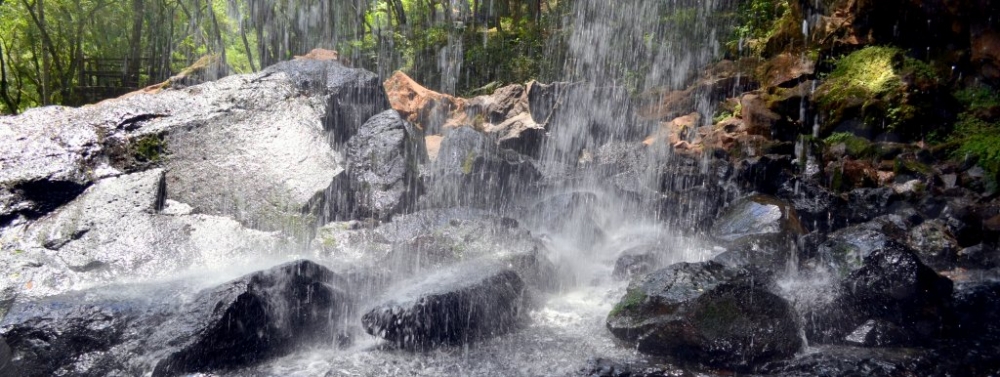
[0,260,346,377]
[484,112,546,157]
[148,260,348,377]
[739,94,782,138]
[905,220,960,270]
[711,195,804,244]
[524,82,642,161]
[606,262,800,370]
[362,263,528,349]
[0,169,281,298]
[812,214,910,276]
[0,289,149,377]
[0,106,101,225]
[957,243,1000,268]
[952,279,1000,340]
[311,110,425,222]
[843,187,898,224]
[373,208,556,291]
[465,84,529,124]
[734,155,794,195]
[612,250,657,280]
[422,127,542,210]
[805,243,954,346]
[526,191,607,251]
[383,71,465,134]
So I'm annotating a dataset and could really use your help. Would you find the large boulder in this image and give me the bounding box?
[606,262,801,370]
[0,59,390,237]
[147,260,348,376]
[361,262,528,349]
[422,127,542,210]
[0,260,348,377]
[0,169,280,298]
[805,243,954,346]
[310,110,425,222]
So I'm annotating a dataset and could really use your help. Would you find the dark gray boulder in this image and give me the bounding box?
[362,262,528,349]
[422,126,542,211]
[0,260,347,377]
[149,260,348,376]
[311,110,425,222]
[606,262,801,371]
[805,243,954,346]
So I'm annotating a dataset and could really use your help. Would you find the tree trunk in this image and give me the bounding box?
[0,40,19,114]
[126,0,144,87]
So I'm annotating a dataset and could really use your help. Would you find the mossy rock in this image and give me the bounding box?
[815,46,942,139]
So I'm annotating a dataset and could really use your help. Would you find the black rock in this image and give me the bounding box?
[150,260,348,376]
[805,243,954,346]
[711,195,803,244]
[606,262,800,371]
[0,290,148,377]
[362,263,528,349]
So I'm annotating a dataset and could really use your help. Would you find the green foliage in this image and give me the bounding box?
[955,85,1000,112]
[725,0,789,56]
[950,113,1000,178]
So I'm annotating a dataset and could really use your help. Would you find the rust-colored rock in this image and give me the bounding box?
[384,71,467,134]
[739,94,781,137]
[758,54,815,88]
[295,48,339,61]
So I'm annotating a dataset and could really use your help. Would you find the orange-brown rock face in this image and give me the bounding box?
[383,71,467,134]
[294,48,340,61]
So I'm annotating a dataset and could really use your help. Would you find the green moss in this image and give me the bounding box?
[816,47,926,132]
[893,158,933,176]
[609,287,647,317]
[461,151,477,175]
[824,132,874,158]
[133,135,166,163]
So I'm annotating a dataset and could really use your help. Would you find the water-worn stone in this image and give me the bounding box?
[606,262,800,370]
[0,59,391,237]
[422,126,542,210]
[149,260,348,376]
[0,169,281,298]
[805,243,954,346]
[711,195,804,245]
[310,110,425,222]
[362,263,528,348]
[0,260,347,377]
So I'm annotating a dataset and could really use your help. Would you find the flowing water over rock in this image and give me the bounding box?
[3,1,1000,377]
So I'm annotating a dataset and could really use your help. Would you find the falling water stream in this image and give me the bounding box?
[196,2,743,376]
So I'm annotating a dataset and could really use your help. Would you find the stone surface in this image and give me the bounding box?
[805,243,954,346]
[606,262,800,370]
[711,195,804,244]
[0,260,348,377]
[422,126,542,210]
[362,263,528,348]
[310,110,424,222]
[0,169,281,298]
